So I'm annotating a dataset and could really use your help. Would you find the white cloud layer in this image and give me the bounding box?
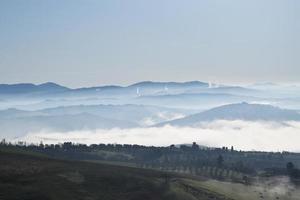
[17,120,300,152]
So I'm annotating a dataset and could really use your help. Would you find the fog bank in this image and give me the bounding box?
[16,120,300,152]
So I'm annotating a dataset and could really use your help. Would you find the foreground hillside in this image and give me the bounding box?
[0,150,234,200]
[1,147,300,200]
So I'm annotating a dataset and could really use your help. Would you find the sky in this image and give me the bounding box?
[0,0,299,88]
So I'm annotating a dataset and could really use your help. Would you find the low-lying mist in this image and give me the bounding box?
[16,120,300,152]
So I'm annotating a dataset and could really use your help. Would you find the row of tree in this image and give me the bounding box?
[1,140,300,181]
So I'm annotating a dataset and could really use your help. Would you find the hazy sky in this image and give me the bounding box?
[0,0,299,88]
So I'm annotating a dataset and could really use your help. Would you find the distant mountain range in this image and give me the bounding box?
[156,102,300,127]
[0,113,138,138]
[0,104,189,126]
[1,102,300,139]
[0,81,265,110]
[129,81,209,90]
[0,104,191,138]
[1,81,300,139]
[1,80,300,112]
[0,81,254,96]
[134,93,259,109]
[0,82,70,94]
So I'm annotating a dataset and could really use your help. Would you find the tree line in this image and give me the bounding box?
[1,139,300,183]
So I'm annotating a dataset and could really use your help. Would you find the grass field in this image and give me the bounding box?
[0,149,299,200]
[0,150,233,200]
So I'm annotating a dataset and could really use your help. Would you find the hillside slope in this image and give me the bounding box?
[0,150,234,200]
[157,102,300,127]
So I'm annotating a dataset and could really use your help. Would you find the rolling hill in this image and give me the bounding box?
[0,113,138,139]
[156,102,300,127]
[0,81,257,97]
[0,149,236,200]
[0,82,70,94]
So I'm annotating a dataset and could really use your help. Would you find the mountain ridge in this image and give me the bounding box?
[155,102,300,127]
[0,82,70,94]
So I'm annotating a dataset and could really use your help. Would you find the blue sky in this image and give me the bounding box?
[0,0,299,87]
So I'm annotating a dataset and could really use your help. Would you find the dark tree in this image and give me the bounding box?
[231,146,234,152]
[192,142,199,151]
[287,162,295,174]
[217,155,224,167]
[287,162,300,179]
